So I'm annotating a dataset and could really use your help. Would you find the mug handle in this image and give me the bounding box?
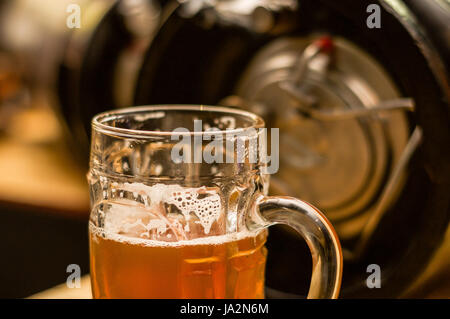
[248,195,343,299]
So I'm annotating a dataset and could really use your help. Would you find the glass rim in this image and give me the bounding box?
[92,105,266,139]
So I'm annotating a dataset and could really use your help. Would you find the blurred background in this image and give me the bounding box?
[0,0,449,298]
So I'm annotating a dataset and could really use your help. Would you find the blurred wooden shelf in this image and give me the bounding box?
[0,107,89,218]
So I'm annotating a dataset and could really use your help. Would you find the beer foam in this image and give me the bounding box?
[108,183,222,235]
[165,188,221,234]
[89,222,265,248]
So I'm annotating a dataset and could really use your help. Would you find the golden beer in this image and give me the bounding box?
[89,224,267,299]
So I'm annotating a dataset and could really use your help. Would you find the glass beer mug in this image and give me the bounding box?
[88,105,342,299]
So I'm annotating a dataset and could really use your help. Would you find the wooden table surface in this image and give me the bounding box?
[29,275,92,299]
